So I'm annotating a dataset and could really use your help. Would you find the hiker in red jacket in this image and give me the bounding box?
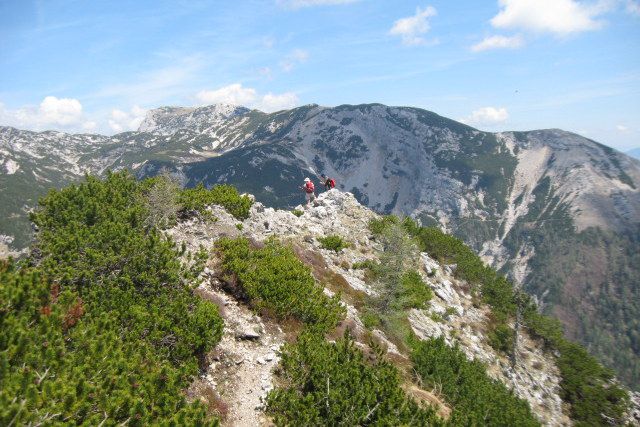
[301,177,316,208]
[320,173,336,191]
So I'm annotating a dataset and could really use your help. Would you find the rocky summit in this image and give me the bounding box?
[1,102,639,389]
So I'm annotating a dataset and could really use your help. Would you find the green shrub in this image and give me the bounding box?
[398,270,433,310]
[411,336,538,426]
[524,308,628,425]
[555,342,628,426]
[292,209,304,217]
[360,307,382,329]
[402,216,630,425]
[488,323,514,354]
[31,172,223,364]
[0,263,215,426]
[215,237,345,331]
[267,331,442,426]
[368,215,401,235]
[317,234,350,253]
[443,306,458,318]
[179,183,253,220]
[4,171,223,425]
[401,219,516,353]
[352,259,378,270]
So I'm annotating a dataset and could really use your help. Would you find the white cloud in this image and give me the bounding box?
[617,124,629,132]
[490,0,611,35]
[257,92,299,112]
[38,96,83,125]
[196,84,258,105]
[471,34,524,52]
[280,49,309,72]
[461,107,509,126]
[389,6,437,46]
[626,0,640,15]
[108,105,147,133]
[195,83,299,113]
[0,96,95,132]
[277,0,358,8]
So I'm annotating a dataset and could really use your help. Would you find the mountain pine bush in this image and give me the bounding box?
[397,216,629,425]
[215,236,345,331]
[0,171,223,425]
[411,336,539,426]
[266,331,442,426]
[524,308,628,425]
[30,172,223,364]
[317,234,350,252]
[0,262,215,425]
[398,270,433,310]
[179,183,253,220]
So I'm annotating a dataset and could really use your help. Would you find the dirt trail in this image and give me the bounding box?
[197,279,285,427]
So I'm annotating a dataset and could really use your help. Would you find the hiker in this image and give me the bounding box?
[300,177,317,208]
[320,173,336,191]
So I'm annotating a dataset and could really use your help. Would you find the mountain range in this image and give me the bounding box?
[1,102,639,389]
[627,147,640,160]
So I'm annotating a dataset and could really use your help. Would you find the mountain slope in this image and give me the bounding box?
[1,103,639,389]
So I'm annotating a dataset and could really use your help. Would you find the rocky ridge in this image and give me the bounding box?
[2,102,639,389]
[167,190,589,426]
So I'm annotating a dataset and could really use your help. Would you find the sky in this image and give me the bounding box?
[0,0,639,151]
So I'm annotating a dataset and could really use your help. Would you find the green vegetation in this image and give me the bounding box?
[401,218,516,350]
[411,337,539,426]
[398,270,433,310]
[2,172,223,425]
[291,209,304,217]
[179,183,253,220]
[524,309,629,425]
[351,259,378,270]
[215,237,345,331]
[266,331,442,426]
[360,218,433,346]
[368,215,400,235]
[381,215,629,425]
[138,171,181,229]
[317,234,350,253]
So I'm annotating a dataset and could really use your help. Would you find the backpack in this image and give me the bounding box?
[328,178,336,189]
[305,181,315,193]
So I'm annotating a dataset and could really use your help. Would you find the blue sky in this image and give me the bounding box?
[0,0,639,151]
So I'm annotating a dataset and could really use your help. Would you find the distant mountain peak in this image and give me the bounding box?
[138,103,251,135]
